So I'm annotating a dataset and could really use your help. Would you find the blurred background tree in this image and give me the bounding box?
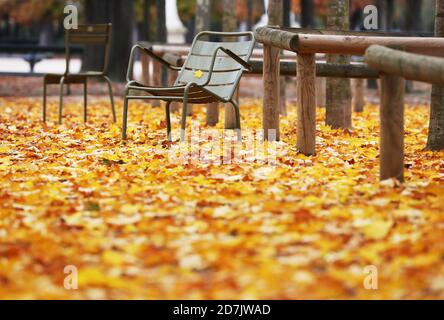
[0,0,439,82]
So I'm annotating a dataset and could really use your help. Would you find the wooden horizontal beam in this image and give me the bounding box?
[254,27,299,51]
[293,34,444,57]
[249,60,379,78]
[254,27,444,58]
[164,55,379,79]
[365,45,444,85]
[278,26,434,37]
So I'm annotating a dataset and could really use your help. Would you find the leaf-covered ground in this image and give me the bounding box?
[0,97,443,299]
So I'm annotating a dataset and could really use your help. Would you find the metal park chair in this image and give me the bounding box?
[43,24,116,124]
[122,31,255,142]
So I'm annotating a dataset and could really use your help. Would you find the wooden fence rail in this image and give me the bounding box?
[365,45,444,182]
[255,27,444,182]
[254,26,444,158]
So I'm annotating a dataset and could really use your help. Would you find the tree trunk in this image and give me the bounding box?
[151,0,166,106]
[82,0,109,72]
[143,0,152,41]
[195,0,218,124]
[405,0,423,32]
[108,0,135,82]
[300,0,315,28]
[223,0,238,129]
[427,0,444,150]
[283,0,291,27]
[352,79,365,112]
[325,0,352,129]
[156,0,167,42]
[268,0,287,116]
[247,0,254,30]
[376,0,394,31]
[404,0,421,93]
[39,19,55,46]
[316,77,326,108]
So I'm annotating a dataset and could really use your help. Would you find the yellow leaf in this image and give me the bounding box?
[193,69,204,79]
[102,250,125,266]
[362,220,393,240]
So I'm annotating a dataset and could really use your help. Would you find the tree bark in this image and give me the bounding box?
[143,0,152,41]
[352,79,365,112]
[82,0,109,72]
[300,0,315,28]
[405,0,423,32]
[195,0,218,124]
[283,0,291,27]
[427,0,444,150]
[108,0,135,82]
[156,0,167,42]
[247,0,254,30]
[223,0,238,129]
[316,77,326,108]
[268,0,287,116]
[376,0,394,31]
[325,0,352,129]
[151,0,166,106]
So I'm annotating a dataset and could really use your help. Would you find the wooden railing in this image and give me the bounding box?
[255,26,444,182]
[364,45,444,182]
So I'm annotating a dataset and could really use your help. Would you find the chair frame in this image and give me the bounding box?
[43,23,116,124]
[122,31,255,142]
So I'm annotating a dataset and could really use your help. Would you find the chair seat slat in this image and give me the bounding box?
[176,69,240,86]
[191,40,253,56]
[73,24,110,34]
[68,35,109,45]
[186,55,245,71]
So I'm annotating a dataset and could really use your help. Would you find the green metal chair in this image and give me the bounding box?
[43,24,116,124]
[122,31,255,142]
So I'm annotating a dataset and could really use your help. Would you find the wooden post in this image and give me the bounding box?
[207,103,219,126]
[268,0,287,116]
[222,0,237,129]
[168,69,179,112]
[352,79,365,112]
[380,74,405,182]
[152,59,161,106]
[297,53,316,155]
[152,60,161,86]
[141,54,150,85]
[224,88,239,128]
[316,77,326,107]
[206,103,219,125]
[263,44,280,141]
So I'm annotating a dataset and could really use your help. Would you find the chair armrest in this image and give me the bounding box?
[125,44,181,82]
[219,47,253,72]
[200,46,253,88]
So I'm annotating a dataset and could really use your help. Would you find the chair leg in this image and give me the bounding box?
[122,90,129,141]
[180,95,189,142]
[103,76,116,122]
[165,101,172,142]
[43,78,47,122]
[58,76,65,125]
[83,79,88,123]
[231,99,242,141]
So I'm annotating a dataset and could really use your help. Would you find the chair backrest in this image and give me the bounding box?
[174,31,255,101]
[64,24,112,74]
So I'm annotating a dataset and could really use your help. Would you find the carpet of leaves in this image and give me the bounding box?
[0,96,443,299]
